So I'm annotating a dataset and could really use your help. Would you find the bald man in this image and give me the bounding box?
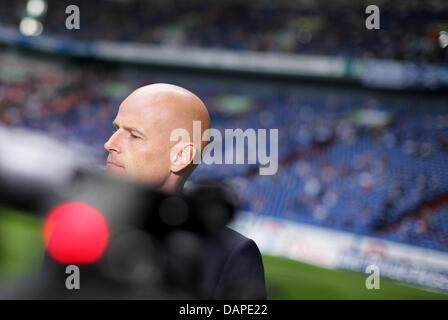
[104,83,266,299]
[104,83,210,192]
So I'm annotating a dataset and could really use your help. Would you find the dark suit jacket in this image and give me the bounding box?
[200,227,266,299]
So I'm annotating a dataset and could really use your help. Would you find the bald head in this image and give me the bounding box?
[124,83,210,148]
[104,83,211,192]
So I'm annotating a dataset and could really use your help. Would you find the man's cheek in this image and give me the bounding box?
[129,154,150,176]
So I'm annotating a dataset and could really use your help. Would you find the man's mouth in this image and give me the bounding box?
[106,161,125,171]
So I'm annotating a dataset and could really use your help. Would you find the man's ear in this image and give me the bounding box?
[170,143,196,173]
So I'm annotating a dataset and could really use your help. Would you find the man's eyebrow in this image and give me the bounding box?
[113,121,146,137]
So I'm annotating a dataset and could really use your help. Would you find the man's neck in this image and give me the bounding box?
[160,178,185,194]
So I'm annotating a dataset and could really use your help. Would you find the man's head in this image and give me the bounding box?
[104,83,210,192]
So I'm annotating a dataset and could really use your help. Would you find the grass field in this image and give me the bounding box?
[1,209,447,299]
[263,255,448,299]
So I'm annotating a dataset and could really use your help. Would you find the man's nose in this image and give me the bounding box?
[104,131,121,153]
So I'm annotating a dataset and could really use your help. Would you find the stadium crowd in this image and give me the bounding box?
[0,0,447,64]
[1,51,447,252]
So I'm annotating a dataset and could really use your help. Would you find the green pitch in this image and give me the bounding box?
[1,209,447,299]
[263,255,448,299]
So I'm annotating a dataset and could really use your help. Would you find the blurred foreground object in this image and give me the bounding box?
[0,126,241,299]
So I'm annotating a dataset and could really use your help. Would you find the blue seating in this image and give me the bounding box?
[1,55,448,252]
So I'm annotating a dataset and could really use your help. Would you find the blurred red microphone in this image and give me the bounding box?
[43,202,109,264]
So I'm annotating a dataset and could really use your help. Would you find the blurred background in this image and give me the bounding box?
[0,0,448,299]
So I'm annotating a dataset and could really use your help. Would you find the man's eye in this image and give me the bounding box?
[130,133,140,139]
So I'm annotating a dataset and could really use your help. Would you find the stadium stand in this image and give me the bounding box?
[0,0,447,63]
[1,49,447,253]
